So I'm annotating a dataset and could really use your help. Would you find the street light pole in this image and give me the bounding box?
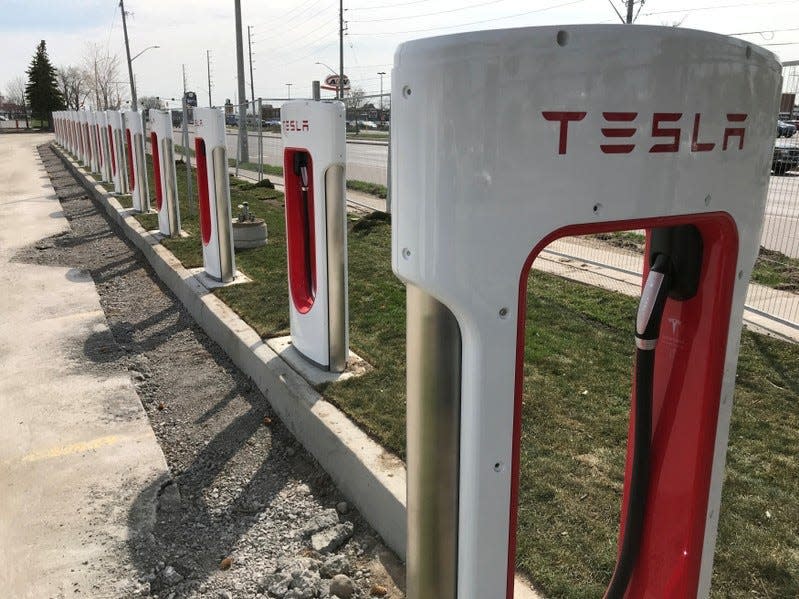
[378,71,386,122]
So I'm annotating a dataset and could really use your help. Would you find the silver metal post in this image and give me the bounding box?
[405,284,461,599]
[325,164,348,372]
[312,81,321,101]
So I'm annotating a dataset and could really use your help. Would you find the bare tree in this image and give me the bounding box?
[83,43,121,110]
[5,76,29,126]
[139,96,163,110]
[57,65,90,110]
[344,87,366,111]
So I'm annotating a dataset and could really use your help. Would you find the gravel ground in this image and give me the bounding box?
[17,144,405,599]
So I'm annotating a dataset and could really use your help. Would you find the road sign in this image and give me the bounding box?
[320,74,350,92]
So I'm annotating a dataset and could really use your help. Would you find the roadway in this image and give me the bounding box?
[173,126,389,186]
[171,125,798,258]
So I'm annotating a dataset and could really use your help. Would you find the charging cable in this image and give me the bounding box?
[605,253,672,599]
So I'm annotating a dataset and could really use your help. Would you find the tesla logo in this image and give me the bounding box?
[283,119,309,132]
[542,111,747,155]
[668,318,682,336]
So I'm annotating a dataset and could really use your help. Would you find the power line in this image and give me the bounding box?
[261,27,337,61]
[728,27,799,36]
[606,0,625,24]
[260,15,336,51]
[349,0,512,23]
[347,0,437,11]
[253,0,334,38]
[641,0,792,18]
[106,2,118,49]
[348,0,587,36]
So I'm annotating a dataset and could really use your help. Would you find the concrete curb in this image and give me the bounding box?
[52,143,408,559]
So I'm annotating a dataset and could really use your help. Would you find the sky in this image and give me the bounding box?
[2,0,799,109]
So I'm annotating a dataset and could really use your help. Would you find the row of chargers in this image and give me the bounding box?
[53,103,348,373]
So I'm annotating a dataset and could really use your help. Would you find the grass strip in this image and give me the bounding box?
[594,231,799,292]
[131,155,798,598]
[346,179,388,199]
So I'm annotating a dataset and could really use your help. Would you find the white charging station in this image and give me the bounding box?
[149,109,181,237]
[54,111,62,147]
[64,111,74,155]
[78,111,90,165]
[96,111,112,184]
[392,26,781,599]
[193,107,235,282]
[123,110,149,212]
[89,111,101,174]
[108,110,127,194]
[280,100,348,372]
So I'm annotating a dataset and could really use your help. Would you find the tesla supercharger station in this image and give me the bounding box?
[75,111,83,159]
[150,109,181,237]
[123,110,150,212]
[193,107,235,283]
[93,111,105,180]
[392,26,782,599]
[280,100,349,372]
[66,112,74,154]
[68,111,76,155]
[79,111,90,165]
[96,111,112,183]
[88,111,100,174]
[108,110,127,194]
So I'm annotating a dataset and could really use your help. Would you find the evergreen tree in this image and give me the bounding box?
[25,40,65,130]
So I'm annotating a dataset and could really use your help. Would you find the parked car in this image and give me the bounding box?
[225,114,238,126]
[777,120,796,138]
[772,139,799,175]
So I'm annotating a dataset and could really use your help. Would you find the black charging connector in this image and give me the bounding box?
[649,225,703,301]
[293,151,310,189]
[604,225,703,599]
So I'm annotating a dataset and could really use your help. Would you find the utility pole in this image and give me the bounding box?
[338,0,344,101]
[248,25,255,115]
[206,50,213,107]
[234,0,249,162]
[120,0,137,111]
[626,0,634,24]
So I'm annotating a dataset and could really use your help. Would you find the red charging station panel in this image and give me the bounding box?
[150,131,163,211]
[283,147,317,314]
[108,125,116,175]
[125,128,135,192]
[507,213,739,598]
[194,138,211,246]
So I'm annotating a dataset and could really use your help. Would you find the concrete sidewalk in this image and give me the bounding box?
[0,133,170,598]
